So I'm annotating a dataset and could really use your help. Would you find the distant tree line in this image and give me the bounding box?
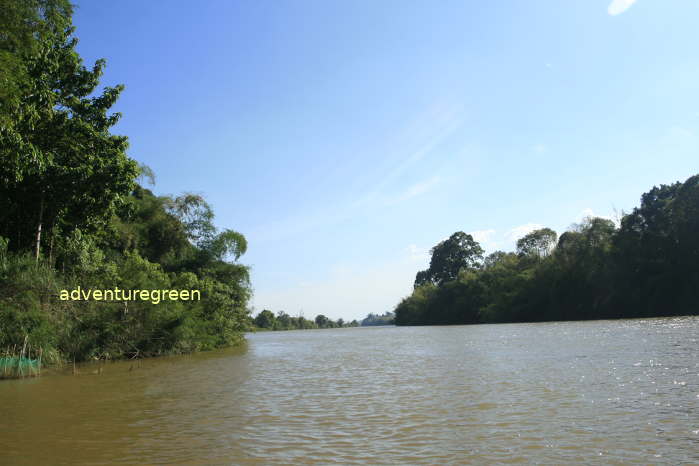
[251,310,358,330]
[395,174,699,325]
[360,312,395,326]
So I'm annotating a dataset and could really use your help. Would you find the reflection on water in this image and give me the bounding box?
[2,317,699,464]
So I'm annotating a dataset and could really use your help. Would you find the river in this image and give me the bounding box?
[2,317,698,464]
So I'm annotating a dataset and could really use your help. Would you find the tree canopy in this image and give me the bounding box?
[414,232,484,287]
[516,228,557,258]
[395,174,699,326]
[249,310,357,331]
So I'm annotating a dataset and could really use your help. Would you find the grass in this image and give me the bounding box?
[0,336,42,379]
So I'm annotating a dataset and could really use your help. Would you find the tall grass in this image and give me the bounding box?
[0,336,42,379]
[0,248,59,375]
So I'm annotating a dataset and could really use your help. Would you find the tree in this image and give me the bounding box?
[415,232,484,287]
[516,228,557,258]
[136,163,156,186]
[254,310,276,329]
[314,314,329,328]
[164,194,216,245]
[613,175,699,315]
[204,229,248,262]
[276,311,292,329]
[297,316,314,329]
[0,0,73,128]
[0,0,138,258]
[163,193,247,266]
[394,283,437,325]
[484,250,511,268]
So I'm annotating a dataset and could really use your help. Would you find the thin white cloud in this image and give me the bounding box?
[505,223,543,242]
[469,229,499,252]
[470,229,496,243]
[608,0,637,16]
[248,103,464,245]
[385,176,441,205]
[249,175,440,245]
[353,105,464,209]
[578,207,617,225]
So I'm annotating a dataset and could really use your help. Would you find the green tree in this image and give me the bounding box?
[516,228,557,258]
[0,0,138,259]
[315,314,329,328]
[0,0,72,128]
[254,310,276,329]
[415,232,484,287]
[164,194,216,245]
[613,175,699,315]
[276,311,292,329]
[484,250,509,268]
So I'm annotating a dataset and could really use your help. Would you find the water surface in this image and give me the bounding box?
[2,317,699,464]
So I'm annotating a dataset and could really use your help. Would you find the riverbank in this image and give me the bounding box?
[1,2,254,371]
[0,187,252,366]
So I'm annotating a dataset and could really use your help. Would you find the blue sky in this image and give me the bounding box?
[73,0,698,321]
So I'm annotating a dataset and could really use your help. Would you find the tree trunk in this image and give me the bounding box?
[48,224,54,266]
[35,193,44,262]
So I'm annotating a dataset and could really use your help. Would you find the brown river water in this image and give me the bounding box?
[2,317,699,464]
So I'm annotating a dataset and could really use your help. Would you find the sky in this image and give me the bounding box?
[72,0,699,321]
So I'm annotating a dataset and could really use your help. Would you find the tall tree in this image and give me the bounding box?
[415,232,484,287]
[0,0,138,257]
[614,175,699,314]
[516,228,557,258]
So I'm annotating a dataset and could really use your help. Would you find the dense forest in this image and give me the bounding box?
[0,0,255,364]
[395,174,699,325]
[252,310,358,331]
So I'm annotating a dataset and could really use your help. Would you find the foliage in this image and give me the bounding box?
[414,232,484,287]
[0,0,138,259]
[395,174,699,326]
[250,310,358,331]
[360,312,394,326]
[254,310,276,329]
[0,2,251,363]
[0,0,73,129]
[516,228,557,258]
